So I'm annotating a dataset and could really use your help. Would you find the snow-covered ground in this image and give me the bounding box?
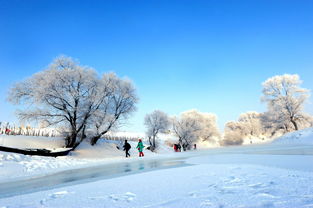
[0,135,174,182]
[0,128,313,207]
[272,128,313,145]
[0,135,65,149]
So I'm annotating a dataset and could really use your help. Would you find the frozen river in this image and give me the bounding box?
[0,157,189,198]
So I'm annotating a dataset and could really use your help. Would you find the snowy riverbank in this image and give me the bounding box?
[1,152,313,208]
[0,128,313,207]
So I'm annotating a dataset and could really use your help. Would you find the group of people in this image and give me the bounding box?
[122,139,197,157]
[5,128,11,135]
[173,143,197,152]
[173,143,182,152]
[123,139,145,158]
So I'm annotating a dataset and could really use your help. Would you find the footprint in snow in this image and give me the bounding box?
[40,191,72,205]
[224,176,242,184]
[268,181,275,185]
[108,194,119,201]
[260,201,275,208]
[257,193,278,199]
[188,191,198,198]
[49,191,70,199]
[219,186,237,194]
[108,192,136,202]
[248,183,266,189]
[230,167,241,171]
[288,174,299,178]
[200,200,224,208]
[200,200,213,207]
[88,196,107,200]
[125,192,136,202]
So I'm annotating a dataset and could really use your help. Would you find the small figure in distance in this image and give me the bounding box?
[173,144,178,152]
[5,128,11,135]
[123,140,131,158]
[177,143,181,152]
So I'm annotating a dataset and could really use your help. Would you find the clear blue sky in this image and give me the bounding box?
[0,0,313,132]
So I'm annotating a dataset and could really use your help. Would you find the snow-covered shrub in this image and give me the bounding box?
[220,131,244,146]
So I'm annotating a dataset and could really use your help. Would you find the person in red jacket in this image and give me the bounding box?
[173,144,178,152]
[5,128,11,135]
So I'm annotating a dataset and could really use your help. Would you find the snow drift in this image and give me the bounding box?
[272,127,313,145]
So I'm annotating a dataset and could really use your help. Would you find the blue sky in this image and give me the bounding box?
[0,0,313,132]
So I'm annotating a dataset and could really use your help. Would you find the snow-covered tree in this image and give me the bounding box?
[238,111,263,138]
[220,121,244,146]
[262,74,310,132]
[221,111,282,146]
[144,110,170,151]
[172,110,220,150]
[90,73,138,145]
[172,111,201,151]
[8,56,138,148]
[181,110,220,144]
[8,56,99,147]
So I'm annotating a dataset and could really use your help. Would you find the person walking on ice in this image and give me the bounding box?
[136,139,145,157]
[123,140,131,157]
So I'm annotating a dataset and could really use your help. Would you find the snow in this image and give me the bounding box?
[0,135,174,183]
[1,157,313,208]
[0,129,313,207]
[272,127,313,145]
[106,131,146,139]
[0,135,65,149]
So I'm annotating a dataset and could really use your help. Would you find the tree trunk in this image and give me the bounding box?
[148,136,152,146]
[151,135,156,152]
[80,125,87,142]
[65,132,77,148]
[291,119,299,131]
[148,136,155,152]
[179,139,185,151]
[90,135,102,146]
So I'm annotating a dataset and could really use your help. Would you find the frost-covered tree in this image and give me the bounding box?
[238,111,263,138]
[90,73,138,145]
[261,108,292,135]
[172,110,220,150]
[8,56,138,148]
[172,111,201,151]
[220,121,244,146]
[221,111,282,146]
[182,110,220,144]
[144,110,170,151]
[262,74,310,131]
[8,56,99,147]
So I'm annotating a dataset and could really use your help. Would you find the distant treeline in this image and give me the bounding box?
[104,135,140,142]
[0,122,62,137]
[0,122,140,142]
